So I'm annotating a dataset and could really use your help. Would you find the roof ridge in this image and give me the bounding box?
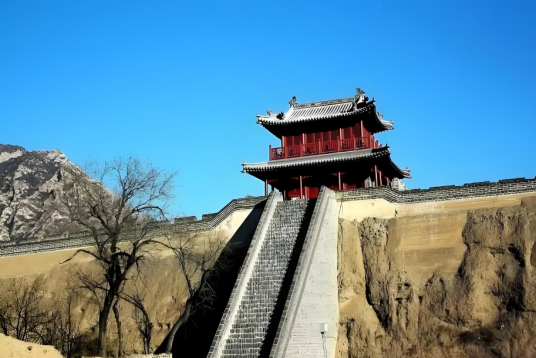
[295,97,354,108]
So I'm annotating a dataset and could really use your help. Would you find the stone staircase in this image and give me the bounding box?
[219,199,311,357]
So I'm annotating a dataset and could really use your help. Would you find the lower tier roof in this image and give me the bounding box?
[242,147,411,180]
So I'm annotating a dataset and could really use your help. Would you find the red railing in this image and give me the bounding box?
[303,142,320,156]
[270,147,285,160]
[321,140,338,154]
[270,136,380,160]
[286,145,301,158]
[355,136,370,150]
[340,138,355,152]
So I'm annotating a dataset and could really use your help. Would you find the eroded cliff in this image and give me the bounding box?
[337,197,536,357]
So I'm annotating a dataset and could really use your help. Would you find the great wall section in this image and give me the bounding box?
[0,196,266,258]
[3,177,536,357]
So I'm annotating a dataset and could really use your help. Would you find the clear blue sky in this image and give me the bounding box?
[2,1,536,218]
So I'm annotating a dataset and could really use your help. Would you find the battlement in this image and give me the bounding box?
[338,177,536,204]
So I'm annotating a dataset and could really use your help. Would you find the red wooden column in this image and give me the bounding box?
[338,172,342,191]
[360,121,364,147]
[379,170,383,186]
[299,176,303,199]
[374,165,379,187]
[301,133,306,157]
[265,179,269,196]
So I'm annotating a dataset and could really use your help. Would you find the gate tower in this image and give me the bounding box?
[242,88,411,199]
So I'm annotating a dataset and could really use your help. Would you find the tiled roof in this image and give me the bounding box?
[288,102,355,121]
[242,147,411,178]
[256,101,393,131]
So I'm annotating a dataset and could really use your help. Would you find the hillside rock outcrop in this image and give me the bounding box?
[0,144,81,242]
[337,201,536,357]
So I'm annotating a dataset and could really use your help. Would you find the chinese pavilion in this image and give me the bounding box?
[242,88,411,199]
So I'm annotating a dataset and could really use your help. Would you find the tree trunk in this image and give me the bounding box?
[98,294,114,357]
[113,303,123,358]
[161,298,192,354]
[144,323,153,354]
[157,269,212,354]
[142,313,153,354]
[98,308,109,357]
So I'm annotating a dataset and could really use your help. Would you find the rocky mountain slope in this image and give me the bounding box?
[0,144,80,242]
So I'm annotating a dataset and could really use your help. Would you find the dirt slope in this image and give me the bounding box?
[0,333,63,358]
[337,198,536,358]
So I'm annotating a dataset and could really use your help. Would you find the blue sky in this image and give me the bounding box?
[1,1,536,218]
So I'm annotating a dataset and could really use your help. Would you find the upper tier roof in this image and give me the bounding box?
[256,89,394,138]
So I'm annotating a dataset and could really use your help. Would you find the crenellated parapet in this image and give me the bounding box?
[337,177,536,204]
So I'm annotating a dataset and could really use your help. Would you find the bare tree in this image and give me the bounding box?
[0,278,57,343]
[58,291,86,358]
[55,157,177,357]
[158,230,230,354]
[46,289,88,358]
[0,292,9,336]
[120,285,153,354]
[0,279,89,356]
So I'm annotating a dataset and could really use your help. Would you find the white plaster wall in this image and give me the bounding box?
[275,189,339,358]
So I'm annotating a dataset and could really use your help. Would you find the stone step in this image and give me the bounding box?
[219,199,311,357]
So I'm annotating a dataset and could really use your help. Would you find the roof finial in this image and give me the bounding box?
[289,96,297,108]
[354,88,366,106]
[267,109,274,117]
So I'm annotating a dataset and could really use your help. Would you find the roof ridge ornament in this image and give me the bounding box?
[289,96,297,108]
[267,109,275,117]
[354,88,366,106]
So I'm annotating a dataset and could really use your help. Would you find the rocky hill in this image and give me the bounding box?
[0,144,81,242]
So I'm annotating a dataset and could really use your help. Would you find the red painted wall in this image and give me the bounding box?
[282,120,375,147]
